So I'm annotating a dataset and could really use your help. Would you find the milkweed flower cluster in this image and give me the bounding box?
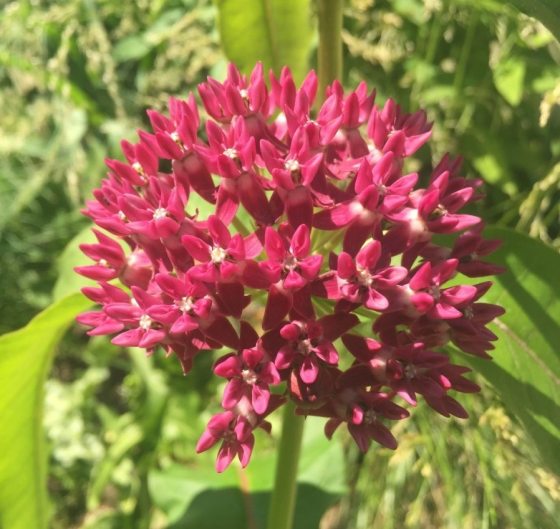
[77,63,505,472]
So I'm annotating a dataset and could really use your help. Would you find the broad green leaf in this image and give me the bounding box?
[216,0,314,81]
[149,417,346,528]
[459,227,560,475]
[507,0,560,43]
[52,224,97,301]
[493,56,526,106]
[0,294,92,529]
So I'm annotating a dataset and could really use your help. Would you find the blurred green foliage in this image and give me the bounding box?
[0,0,222,331]
[0,0,559,528]
[344,0,560,246]
[216,0,314,82]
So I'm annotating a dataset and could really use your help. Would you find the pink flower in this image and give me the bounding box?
[336,239,407,311]
[104,287,167,349]
[196,410,255,473]
[274,314,359,385]
[77,62,505,470]
[258,224,323,329]
[324,389,409,451]
[214,340,281,414]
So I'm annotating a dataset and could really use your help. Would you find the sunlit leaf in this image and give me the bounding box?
[52,224,97,301]
[493,56,526,106]
[0,294,92,529]
[215,0,314,81]
[458,227,560,475]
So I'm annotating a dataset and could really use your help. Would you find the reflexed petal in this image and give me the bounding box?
[348,424,370,453]
[216,444,236,473]
[263,286,292,330]
[238,435,255,468]
[204,317,240,349]
[320,313,359,341]
[238,172,274,225]
[286,187,313,229]
[369,424,398,450]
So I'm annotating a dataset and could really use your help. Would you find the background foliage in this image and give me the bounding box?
[0,0,559,528]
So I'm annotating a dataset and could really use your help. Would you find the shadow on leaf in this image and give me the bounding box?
[168,483,339,529]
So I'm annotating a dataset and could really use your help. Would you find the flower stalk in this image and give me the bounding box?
[317,0,344,99]
[265,5,345,529]
[265,403,305,529]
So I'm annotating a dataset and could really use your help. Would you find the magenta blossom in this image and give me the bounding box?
[77,63,504,471]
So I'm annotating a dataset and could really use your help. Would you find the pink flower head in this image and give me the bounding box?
[77,62,505,470]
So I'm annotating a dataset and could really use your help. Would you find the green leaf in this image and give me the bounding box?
[0,294,92,529]
[507,0,560,43]
[52,224,98,301]
[459,227,560,475]
[113,35,152,63]
[493,56,526,106]
[149,417,346,528]
[216,0,314,81]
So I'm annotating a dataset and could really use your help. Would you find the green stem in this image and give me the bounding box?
[453,13,477,93]
[317,0,344,100]
[265,5,344,529]
[265,403,305,529]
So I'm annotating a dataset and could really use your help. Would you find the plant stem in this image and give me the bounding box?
[265,5,344,529]
[265,403,305,529]
[317,0,344,100]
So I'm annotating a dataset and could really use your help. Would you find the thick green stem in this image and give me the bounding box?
[317,0,344,100]
[265,5,343,529]
[265,403,305,529]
